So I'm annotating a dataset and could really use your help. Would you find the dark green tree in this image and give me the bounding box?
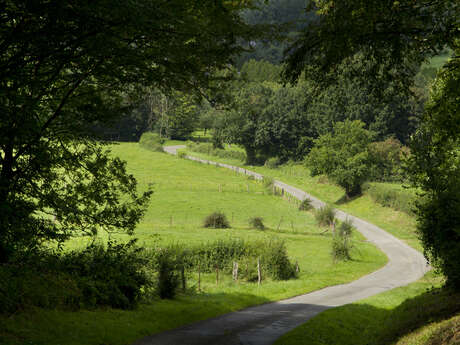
[408,51,460,288]
[306,120,374,198]
[0,0,255,262]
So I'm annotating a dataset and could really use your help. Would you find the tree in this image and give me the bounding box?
[223,83,275,164]
[0,0,255,262]
[283,0,458,88]
[306,120,374,198]
[408,50,460,288]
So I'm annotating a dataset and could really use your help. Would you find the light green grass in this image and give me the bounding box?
[183,146,421,251]
[0,142,387,345]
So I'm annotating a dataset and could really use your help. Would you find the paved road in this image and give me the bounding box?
[134,145,429,345]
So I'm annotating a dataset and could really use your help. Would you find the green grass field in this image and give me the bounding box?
[182,147,421,251]
[0,142,387,345]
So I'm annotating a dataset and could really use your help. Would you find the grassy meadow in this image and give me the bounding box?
[0,142,387,345]
[182,146,421,251]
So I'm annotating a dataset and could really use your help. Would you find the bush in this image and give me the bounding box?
[177,150,187,159]
[203,212,230,228]
[155,249,180,299]
[264,157,281,169]
[338,218,354,237]
[299,198,313,211]
[187,142,246,161]
[331,219,354,262]
[60,240,149,309]
[139,131,165,152]
[315,204,336,227]
[331,234,352,262]
[368,138,408,182]
[249,217,265,230]
[0,240,150,313]
[261,240,297,280]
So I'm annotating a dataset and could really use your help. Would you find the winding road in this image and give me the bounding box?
[133,145,429,345]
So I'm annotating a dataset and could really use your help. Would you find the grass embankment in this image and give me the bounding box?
[0,143,386,345]
[182,145,421,251]
[274,272,460,345]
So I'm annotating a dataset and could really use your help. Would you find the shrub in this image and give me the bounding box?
[299,198,313,211]
[155,249,180,299]
[60,240,149,309]
[0,240,150,313]
[263,176,275,189]
[261,240,297,280]
[177,150,187,159]
[315,204,336,227]
[331,234,352,262]
[249,217,265,230]
[139,132,165,152]
[338,218,354,237]
[264,157,281,169]
[331,219,354,262]
[203,212,230,229]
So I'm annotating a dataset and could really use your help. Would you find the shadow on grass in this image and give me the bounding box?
[277,286,460,345]
[335,193,362,205]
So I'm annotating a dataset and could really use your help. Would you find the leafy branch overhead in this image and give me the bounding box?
[0,0,259,262]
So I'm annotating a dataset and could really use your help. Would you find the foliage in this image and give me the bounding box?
[0,0,257,262]
[283,0,458,89]
[306,120,374,197]
[203,212,230,229]
[249,217,265,230]
[368,138,409,182]
[298,198,313,211]
[177,150,187,159]
[222,83,314,163]
[0,240,150,313]
[139,132,165,152]
[154,249,180,299]
[314,204,336,227]
[408,47,460,289]
[261,240,297,280]
[264,157,281,169]
[187,142,246,161]
[303,56,419,144]
[332,219,354,262]
[240,59,282,83]
[363,183,416,215]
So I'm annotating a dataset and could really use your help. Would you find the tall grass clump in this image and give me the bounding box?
[363,182,417,215]
[299,198,313,211]
[315,204,336,227]
[203,212,230,229]
[332,219,354,262]
[139,131,165,152]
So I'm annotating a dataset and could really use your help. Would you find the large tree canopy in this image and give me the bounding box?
[0,0,255,262]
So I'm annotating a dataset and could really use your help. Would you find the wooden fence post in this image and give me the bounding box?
[198,262,201,292]
[257,258,261,286]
